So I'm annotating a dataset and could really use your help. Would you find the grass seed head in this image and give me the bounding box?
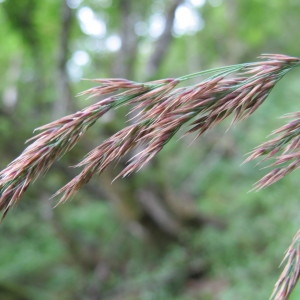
[1,54,300,216]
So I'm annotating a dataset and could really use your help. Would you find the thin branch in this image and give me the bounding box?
[112,0,139,78]
[146,0,184,79]
[53,0,74,118]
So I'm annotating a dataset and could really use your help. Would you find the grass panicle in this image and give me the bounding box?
[270,230,300,300]
[1,54,300,214]
[246,112,300,189]
[0,53,299,299]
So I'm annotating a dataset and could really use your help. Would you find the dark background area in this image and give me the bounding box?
[0,0,299,299]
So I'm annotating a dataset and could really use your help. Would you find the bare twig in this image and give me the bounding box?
[53,0,74,117]
[146,0,184,79]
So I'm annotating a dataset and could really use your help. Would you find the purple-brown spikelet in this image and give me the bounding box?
[270,230,300,300]
[246,112,300,189]
[0,78,174,216]
[1,54,300,215]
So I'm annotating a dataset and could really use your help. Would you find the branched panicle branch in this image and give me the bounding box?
[245,113,300,300]
[0,78,164,217]
[1,54,300,215]
[246,112,300,189]
[270,230,300,300]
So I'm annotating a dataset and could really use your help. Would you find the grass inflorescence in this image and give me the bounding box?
[270,230,300,300]
[0,54,299,299]
[2,54,299,212]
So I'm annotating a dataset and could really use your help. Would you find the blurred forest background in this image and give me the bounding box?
[0,0,299,299]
